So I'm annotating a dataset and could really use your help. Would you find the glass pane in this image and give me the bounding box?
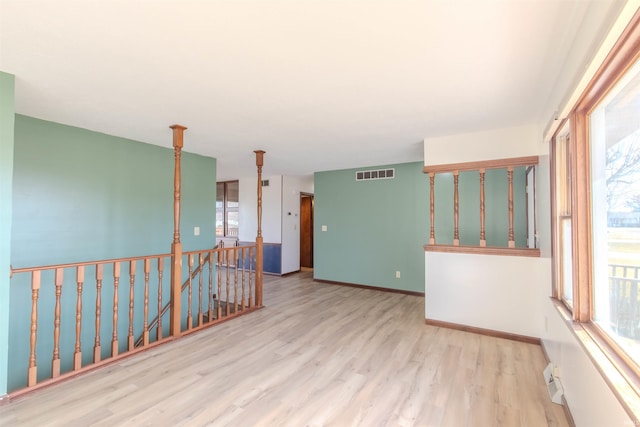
[227,211,239,237]
[591,58,640,363]
[216,211,224,236]
[561,218,573,304]
[227,181,239,209]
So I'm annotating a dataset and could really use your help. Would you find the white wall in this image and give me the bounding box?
[424,124,541,166]
[281,175,314,274]
[238,175,282,243]
[425,252,546,337]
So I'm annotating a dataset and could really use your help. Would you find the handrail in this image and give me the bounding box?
[11,253,172,275]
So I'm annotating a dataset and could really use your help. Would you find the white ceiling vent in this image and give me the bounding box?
[355,168,395,181]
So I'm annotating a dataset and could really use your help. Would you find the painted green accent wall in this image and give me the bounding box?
[314,162,428,292]
[0,72,15,397]
[314,162,529,294]
[8,116,216,391]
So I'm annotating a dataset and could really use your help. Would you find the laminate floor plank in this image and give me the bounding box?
[0,271,569,426]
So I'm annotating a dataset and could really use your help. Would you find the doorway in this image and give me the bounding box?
[300,193,314,269]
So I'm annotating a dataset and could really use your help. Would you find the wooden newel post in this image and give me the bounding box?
[170,124,187,337]
[254,150,265,307]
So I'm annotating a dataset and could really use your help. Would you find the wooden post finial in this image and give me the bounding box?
[170,124,187,149]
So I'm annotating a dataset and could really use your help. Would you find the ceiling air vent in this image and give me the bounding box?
[355,168,395,181]
[261,180,270,187]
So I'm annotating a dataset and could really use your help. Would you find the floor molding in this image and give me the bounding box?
[313,279,425,297]
[425,318,541,345]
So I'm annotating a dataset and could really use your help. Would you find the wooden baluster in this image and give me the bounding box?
[429,172,435,245]
[28,271,40,387]
[52,268,63,378]
[255,150,265,307]
[225,249,231,316]
[453,171,460,246]
[233,246,239,314]
[143,259,150,346]
[208,251,213,322]
[157,257,164,340]
[479,169,486,247]
[170,124,186,337]
[198,253,204,326]
[74,266,84,371]
[217,251,222,320]
[241,247,246,310]
[508,166,515,248]
[187,254,194,330]
[248,247,254,308]
[112,262,120,357]
[94,264,103,363]
[128,260,136,351]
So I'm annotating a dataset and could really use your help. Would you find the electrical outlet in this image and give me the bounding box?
[194,226,200,236]
[395,271,401,279]
[322,225,328,232]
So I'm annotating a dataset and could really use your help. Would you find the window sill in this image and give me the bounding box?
[423,244,540,257]
[552,298,640,423]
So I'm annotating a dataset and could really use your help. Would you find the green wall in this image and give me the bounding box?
[8,116,216,391]
[314,162,428,293]
[313,162,528,294]
[0,72,15,397]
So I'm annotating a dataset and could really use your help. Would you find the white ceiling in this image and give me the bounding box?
[0,0,625,180]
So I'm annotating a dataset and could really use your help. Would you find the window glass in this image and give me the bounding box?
[590,58,640,361]
[216,181,239,237]
[554,125,573,306]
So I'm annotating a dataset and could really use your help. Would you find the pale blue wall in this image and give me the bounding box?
[8,116,216,391]
[314,162,428,293]
[0,72,15,396]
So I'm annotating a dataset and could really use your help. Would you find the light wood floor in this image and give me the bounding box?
[0,271,569,426]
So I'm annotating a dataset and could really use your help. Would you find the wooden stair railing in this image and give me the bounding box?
[133,245,217,348]
[7,124,266,395]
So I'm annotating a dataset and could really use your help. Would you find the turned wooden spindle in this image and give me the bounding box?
[241,247,246,310]
[74,266,84,371]
[453,171,460,246]
[208,251,213,322]
[157,257,164,340]
[429,172,435,245]
[508,166,515,248]
[248,247,254,308]
[187,254,194,330]
[233,246,239,314]
[143,258,150,346]
[255,150,265,307]
[225,249,231,316]
[479,169,486,247]
[127,260,136,351]
[198,253,204,327]
[217,251,222,320]
[28,271,40,387]
[170,124,186,337]
[112,262,120,357]
[52,268,63,378]
[94,264,103,363]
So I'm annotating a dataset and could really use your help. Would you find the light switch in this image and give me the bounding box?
[194,226,200,236]
[322,225,328,232]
